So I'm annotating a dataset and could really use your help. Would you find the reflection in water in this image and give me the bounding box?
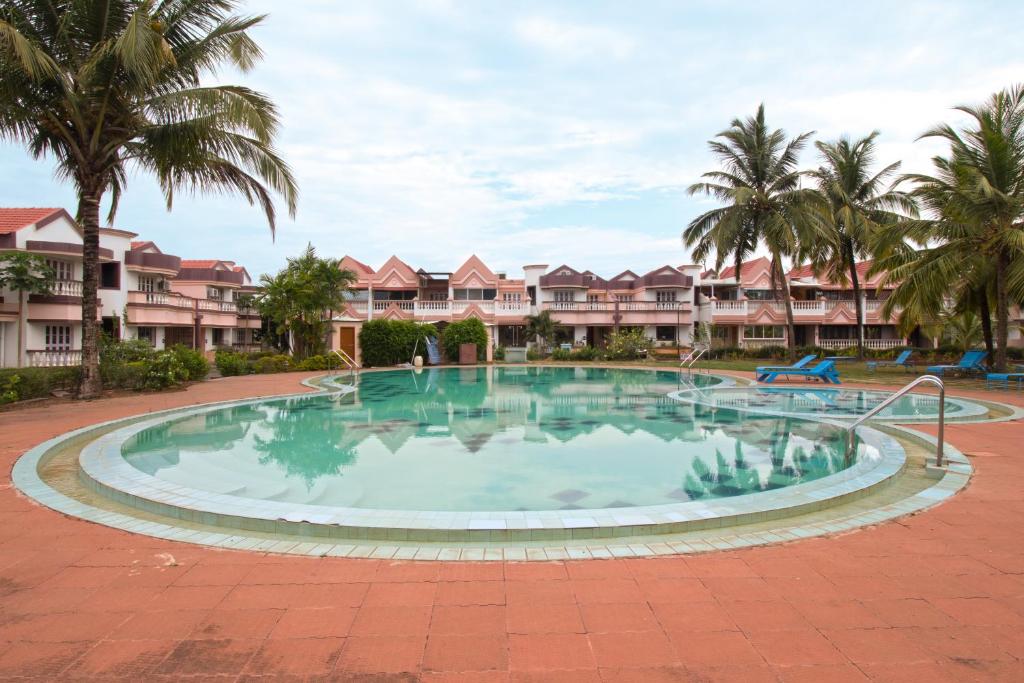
[122,367,861,511]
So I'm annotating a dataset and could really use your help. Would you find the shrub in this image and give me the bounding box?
[216,350,251,377]
[551,346,601,361]
[526,347,542,361]
[170,345,209,381]
[253,354,292,374]
[296,354,334,371]
[138,351,189,390]
[0,366,79,404]
[551,348,572,361]
[359,319,438,367]
[493,345,506,361]
[100,337,155,365]
[440,318,489,362]
[746,345,788,360]
[605,328,650,360]
[1,374,20,405]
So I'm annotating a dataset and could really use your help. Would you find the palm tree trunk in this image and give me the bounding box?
[77,192,103,398]
[979,292,994,363]
[17,289,25,368]
[773,255,797,360]
[847,245,865,361]
[994,251,1010,372]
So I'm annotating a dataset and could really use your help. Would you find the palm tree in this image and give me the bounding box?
[524,309,558,353]
[685,105,824,357]
[1,1,298,397]
[874,85,1024,371]
[805,133,917,359]
[0,252,55,367]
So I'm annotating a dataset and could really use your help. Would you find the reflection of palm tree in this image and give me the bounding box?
[252,397,358,485]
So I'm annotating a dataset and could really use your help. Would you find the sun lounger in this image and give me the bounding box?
[926,350,987,377]
[755,354,817,381]
[758,360,841,385]
[866,349,915,373]
[986,372,1024,390]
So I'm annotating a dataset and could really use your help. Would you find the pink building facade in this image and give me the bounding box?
[0,207,259,368]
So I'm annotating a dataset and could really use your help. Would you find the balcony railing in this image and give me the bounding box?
[819,339,907,350]
[197,298,236,313]
[27,349,82,367]
[127,290,195,308]
[544,301,687,313]
[372,300,415,312]
[712,300,748,314]
[124,251,181,272]
[50,280,83,297]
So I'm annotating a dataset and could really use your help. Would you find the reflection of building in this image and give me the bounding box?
[0,207,258,366]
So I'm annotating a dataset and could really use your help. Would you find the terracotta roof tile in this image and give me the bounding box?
[0,208,65,234]
[179,259,220,268]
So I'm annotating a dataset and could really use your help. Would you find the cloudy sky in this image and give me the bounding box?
[2,0,1022,278]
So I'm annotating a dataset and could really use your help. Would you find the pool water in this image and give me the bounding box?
[673,386,988,421]
[120,367,874,512]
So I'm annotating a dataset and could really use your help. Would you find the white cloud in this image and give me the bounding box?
[514,17,636,61]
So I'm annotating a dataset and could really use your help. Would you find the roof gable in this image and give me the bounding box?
[0,208,75,235]
[452,254,498,287]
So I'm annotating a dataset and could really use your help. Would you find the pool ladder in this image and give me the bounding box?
[331,348,360,384]
[679,347,708,376]
[845,374,946,468]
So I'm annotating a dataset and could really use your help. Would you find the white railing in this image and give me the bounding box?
[197,298,236,313]
[712,300,748,314]
[27,349,82,367]
[372,300,414,312]
[740,337,787,349]
[819,338,906,350]
[452,301,495,315]
[415,300,452,315]
[349,301,368,314]
[128,290,194,308]
[495,301,530,315]
[545,301,685,313]
[51,280,83,297]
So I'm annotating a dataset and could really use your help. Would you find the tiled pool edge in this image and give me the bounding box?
[11,370,971,560]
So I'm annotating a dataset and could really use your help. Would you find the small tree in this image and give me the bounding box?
[256,245,355,359]
[440,318,489,362]
[524,310,558,352]
[0,253,55,367]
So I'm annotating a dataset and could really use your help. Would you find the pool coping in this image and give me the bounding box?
[667,385,994,423]
[10,367,973,559]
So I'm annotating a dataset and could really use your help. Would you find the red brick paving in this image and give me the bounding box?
[0,372,1023,680]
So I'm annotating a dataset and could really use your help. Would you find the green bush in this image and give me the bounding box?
[170,345,209,380]
[745,345,788,360]
[493,345,506,361]
[296,354,336,371]
[0,366,80,404]
[101,336,155,365]
[253,354,292,374]
[440,318,489,362]
[358,319,438,367]
[216,350,251,377]
[139,351,189,390]
[526,347,542,361]
[605,328,650,360]
[1,374,20,405]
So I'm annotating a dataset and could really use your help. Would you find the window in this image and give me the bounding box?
[45,325,72,350]
[429,290,447,301]
[46,259,72,281]
[373,290,416,301]
[137,327,155,344]
[207,287,222,300]
[743,325,785,339]
[138,276,156,292]
[212,328,225,346]
[819,325,856,340]
[453,288,497,300]
[100,262,120,289]
[502,292,522,303]
[713,326,731,339]
[655,291,677,302]
[656,326,677,342]
[586,294,600,303]
[617,294,634,303]
[344,289,369,301]
[743,289,775,301]
[553,290,574,303]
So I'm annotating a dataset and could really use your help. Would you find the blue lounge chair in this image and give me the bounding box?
[986,372,1024,390]
[755,354,817,382]
[926,350,987,377]
[759,360,841,385]
[866,349,915,373]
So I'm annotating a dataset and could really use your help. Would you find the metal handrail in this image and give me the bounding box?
[846,374,946,467]
[331,349,360,381]
[680,347,708,376]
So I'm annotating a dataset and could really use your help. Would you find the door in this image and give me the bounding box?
[338,326,356,360]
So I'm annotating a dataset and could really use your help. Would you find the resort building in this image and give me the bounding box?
[696,256,911,350]
[0,207,259,368]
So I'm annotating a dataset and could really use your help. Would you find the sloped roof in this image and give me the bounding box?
[0,208,69,234]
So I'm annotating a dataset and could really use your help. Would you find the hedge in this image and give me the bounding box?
[359,319,438,367]
[440,318,488,362]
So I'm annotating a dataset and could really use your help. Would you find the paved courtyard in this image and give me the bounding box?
[2,371,1023,681]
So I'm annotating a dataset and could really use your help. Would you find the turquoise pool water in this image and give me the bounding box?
[673,386,988,421]
[121,367,872,512]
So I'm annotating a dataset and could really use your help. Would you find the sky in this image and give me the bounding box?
[2,0,1022,279]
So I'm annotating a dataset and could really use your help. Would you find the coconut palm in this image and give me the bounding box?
[524,309,558,352]
[684,104,825,357]
[878,86,1024,371]
[0,252,55,367]
[1,1,298,396]
[804,133,917,359]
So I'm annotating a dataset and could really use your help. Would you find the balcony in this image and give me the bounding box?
[125,251,181,274]
[51,280,83,297]
[174,268,245,286]
[27,349,81,367]
[126,290,196,326]
[541,301,691,325]
[195,298,237,327]
[819,338,907,350]
[711,300,748,316]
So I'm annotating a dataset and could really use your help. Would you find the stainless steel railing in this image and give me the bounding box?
[846,375,946,467]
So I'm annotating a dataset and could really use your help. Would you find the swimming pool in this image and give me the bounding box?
[112,367,870,512]
[670,386,990,422]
